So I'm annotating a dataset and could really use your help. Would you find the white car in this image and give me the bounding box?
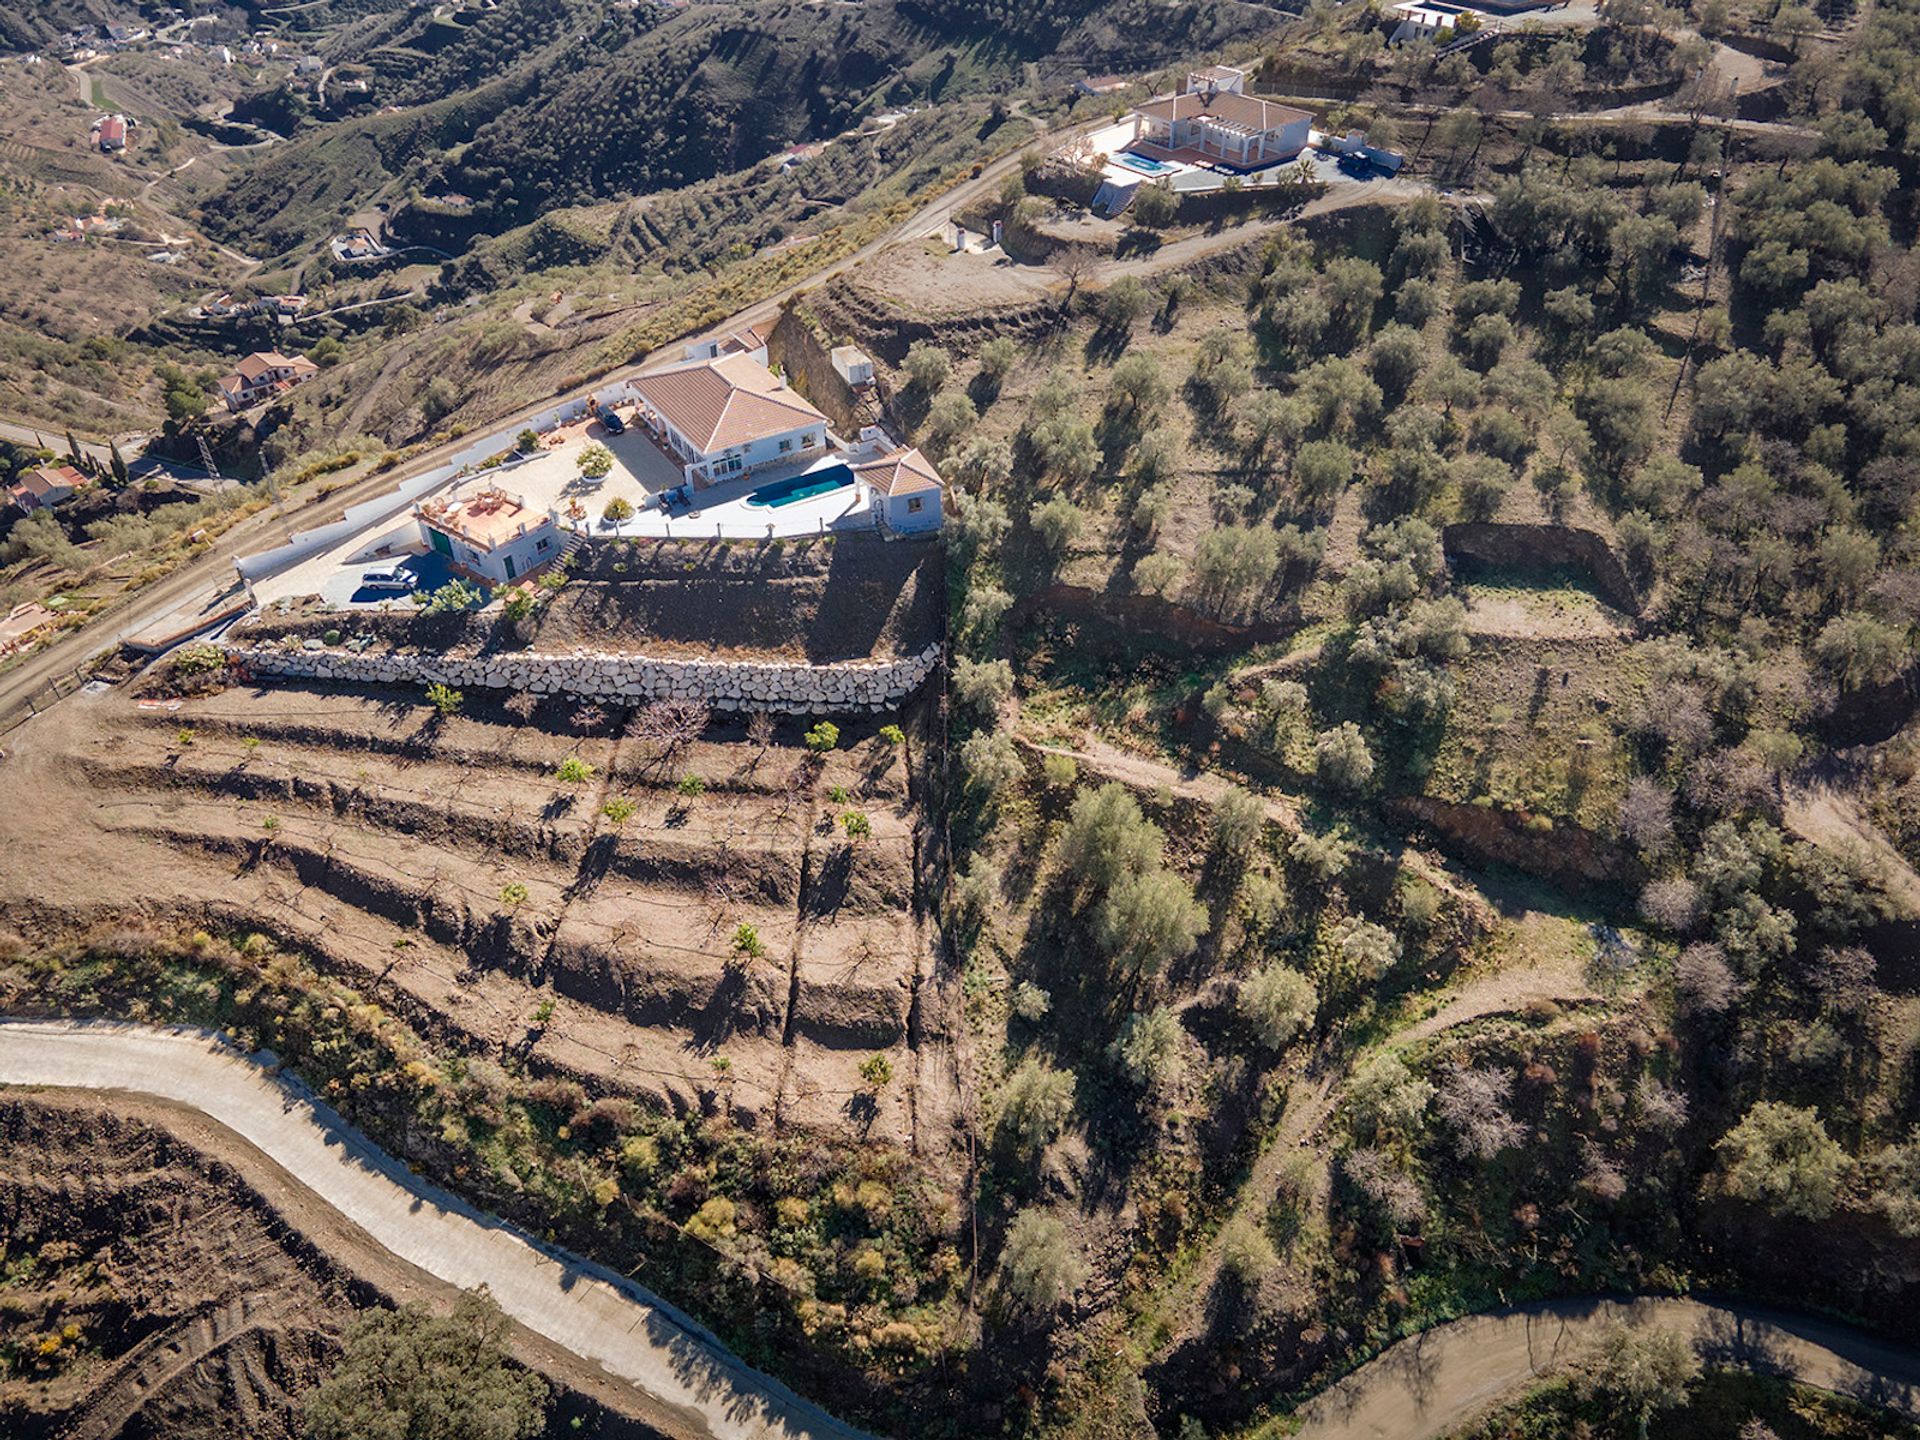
[359,567,417,593]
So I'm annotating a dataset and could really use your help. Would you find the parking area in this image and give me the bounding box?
[318,549,461,609]
[507,413,679,521]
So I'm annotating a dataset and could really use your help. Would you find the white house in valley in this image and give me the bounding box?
[630,351,832,486]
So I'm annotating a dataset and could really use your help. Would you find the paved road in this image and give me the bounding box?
[0,1019,874,1440]
[1293,1295,1920,1439]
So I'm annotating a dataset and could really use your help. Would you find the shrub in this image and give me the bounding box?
[555,757,594,784]
[601,496,634,524]
[1714,1101,1848,1219]
[599,796,638,825]
[1010,981,1051,1022]
[859,1054,894,1089]
[579,443,614,479]
[1218,1213,1278,1288]
[1436,1064,1525,1161]
[1031,495,1086,554]
[877,724,904,746]
[1237,965,1317,1051]
[732,923,766,959]
[499,882,529,909]
[676,774,707,798]
[805,721,840,752]
[1042,753,1079,788]
[424,682,463,716]
[842,810,872,838]
[1314,723,1375,790]
[414,580,486,615]
[998,1208,1084,1314]
[303,1291,546,1440]
[516,428,541,453]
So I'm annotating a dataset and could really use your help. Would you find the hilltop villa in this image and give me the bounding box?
[1125,65,1314,170]
[630,352,831,486]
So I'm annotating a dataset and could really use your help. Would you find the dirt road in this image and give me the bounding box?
[0,1019,874,1440]
[1292,1295,1920,1439]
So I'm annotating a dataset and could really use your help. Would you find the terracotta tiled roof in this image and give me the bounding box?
[421,488,545,550]
[1134,90,1313,132]
[632,354,827,455]
[853,446,943,498]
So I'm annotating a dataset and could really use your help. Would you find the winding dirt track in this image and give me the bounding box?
[1293,1295,1920,1439]
[0,1019,873,1440]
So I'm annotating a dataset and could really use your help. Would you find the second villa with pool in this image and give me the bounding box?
[618,348,944,538]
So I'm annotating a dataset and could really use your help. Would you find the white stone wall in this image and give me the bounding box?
[222,641,943,715]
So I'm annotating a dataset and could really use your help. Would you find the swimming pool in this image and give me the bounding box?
[744,463,855,508]
[1114,151,1179,176]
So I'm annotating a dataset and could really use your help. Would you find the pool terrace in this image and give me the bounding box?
[577,453,875,541]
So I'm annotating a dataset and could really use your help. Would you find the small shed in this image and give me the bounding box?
[851,442,944,536]
[831,345,875,387]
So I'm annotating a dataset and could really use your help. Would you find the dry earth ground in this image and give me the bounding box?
[0,679,963,1167]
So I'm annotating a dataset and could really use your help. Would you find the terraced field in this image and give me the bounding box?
[0,679,960,1159]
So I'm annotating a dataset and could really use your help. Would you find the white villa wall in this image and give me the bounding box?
[882,491,942,534]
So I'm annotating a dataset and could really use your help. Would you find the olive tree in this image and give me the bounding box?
[1575,1324,1700,1440]
[1713,1101,1848,1219]
[1109,1004,1185,1090]
[1095,868,1206,981]
[303,1289,546,1440]
[999,1208,1084,1314]
[998,1057,1076,1156]
[1237,964,1317,1051]
[1058,783,1163,896]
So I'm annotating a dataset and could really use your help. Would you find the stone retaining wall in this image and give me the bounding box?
[223,641,944,714]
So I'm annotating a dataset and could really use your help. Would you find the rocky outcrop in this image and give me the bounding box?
[1388,795,1640,891]
[1442,522,1643,616]
[223,641,943,715]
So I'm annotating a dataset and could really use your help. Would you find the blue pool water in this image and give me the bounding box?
[744,463,855,509]
[1115,151,1178,176]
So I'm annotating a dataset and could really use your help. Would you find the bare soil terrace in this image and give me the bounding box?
[0,678,962,1164]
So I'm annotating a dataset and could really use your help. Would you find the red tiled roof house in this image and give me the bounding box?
[1128,81,1313,169]
[6,464,88,514]
[630,352,830,486]
[216,351,319,412]
[851,443,945,536]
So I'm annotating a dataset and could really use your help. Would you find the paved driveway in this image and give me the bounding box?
[319,549,461,609]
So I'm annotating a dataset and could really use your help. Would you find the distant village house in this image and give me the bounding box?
[216,351,319,412]
[7,464,89,514]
